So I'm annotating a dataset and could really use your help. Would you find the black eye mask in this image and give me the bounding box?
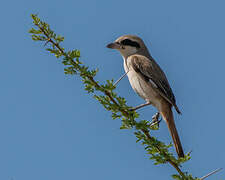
[120,39,140,48]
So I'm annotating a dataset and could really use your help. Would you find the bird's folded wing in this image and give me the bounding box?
[129,55,181,114]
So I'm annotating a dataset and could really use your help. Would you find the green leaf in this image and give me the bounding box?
[172,174,182,180]
[29,14,194,179]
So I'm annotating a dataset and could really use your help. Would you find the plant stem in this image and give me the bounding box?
[141,129,185,178]
[34,20,186,179]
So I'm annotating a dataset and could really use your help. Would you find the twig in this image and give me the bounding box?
[33,20,187,179]
[113,71,129,86]
[36,22,130,117]
[200,168,222,180]
[130,102,151,111]
[141,129,186,179]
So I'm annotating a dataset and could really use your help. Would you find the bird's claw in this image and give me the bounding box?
[150,112,161,128]
[152,112,160,121]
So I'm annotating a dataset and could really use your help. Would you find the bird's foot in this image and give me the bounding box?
[149,112,161,129]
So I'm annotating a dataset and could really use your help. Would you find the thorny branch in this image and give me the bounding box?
[200,168,222,180]
[29,14,222,180]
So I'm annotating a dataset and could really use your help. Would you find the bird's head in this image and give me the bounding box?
[107,35,150,59]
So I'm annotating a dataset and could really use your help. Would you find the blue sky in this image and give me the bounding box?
[0,0,224,179]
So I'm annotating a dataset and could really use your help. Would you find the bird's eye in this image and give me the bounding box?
[120,39,140,48]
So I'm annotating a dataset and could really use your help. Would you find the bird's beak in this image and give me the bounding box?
[106,42,121,49]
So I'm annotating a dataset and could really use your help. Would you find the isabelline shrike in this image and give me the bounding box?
[107,35,184,158]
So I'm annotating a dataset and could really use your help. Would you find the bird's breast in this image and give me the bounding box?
[123,58,161,106]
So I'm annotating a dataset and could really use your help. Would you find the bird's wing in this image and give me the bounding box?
[129,55,181,114]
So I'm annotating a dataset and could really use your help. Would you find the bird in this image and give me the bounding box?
[106,35,184,158]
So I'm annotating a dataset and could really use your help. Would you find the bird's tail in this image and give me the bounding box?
[160,104,184,158]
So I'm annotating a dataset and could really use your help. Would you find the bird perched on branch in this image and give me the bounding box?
[107,35,184,158]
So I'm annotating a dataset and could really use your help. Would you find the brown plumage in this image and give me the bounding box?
[107,35,184,158]
[130,55,184,157]
[160,101,184,158]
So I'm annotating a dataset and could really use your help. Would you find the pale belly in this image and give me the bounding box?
[124,59,161,108]
[127,70,149,99]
